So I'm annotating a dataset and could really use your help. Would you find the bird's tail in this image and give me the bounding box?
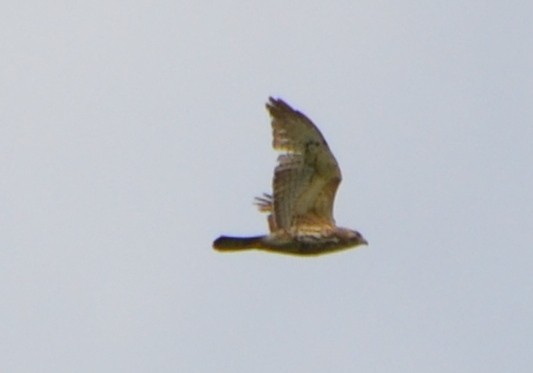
[213,235,266,252]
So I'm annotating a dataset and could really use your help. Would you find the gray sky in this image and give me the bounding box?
[2,1,532,372]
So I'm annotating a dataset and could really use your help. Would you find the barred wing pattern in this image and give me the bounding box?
[265,98,342,233]
[213,97,368,256]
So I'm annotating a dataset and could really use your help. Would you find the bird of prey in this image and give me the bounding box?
[213,97,367,256]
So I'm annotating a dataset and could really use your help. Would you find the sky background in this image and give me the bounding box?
[1,1,532,372]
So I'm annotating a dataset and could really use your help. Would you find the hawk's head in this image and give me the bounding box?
[336,228,368,248]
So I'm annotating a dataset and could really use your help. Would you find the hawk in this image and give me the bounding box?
[213,98,367,256]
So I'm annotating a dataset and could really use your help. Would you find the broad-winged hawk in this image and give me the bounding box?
[213,98,367,256]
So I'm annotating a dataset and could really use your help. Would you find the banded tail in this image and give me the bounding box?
[213,235,266,252]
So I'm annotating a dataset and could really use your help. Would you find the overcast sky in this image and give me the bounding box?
[2,1,532,372]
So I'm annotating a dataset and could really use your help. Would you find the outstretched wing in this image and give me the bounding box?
[265,98,342,232]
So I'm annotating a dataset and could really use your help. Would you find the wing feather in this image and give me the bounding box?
[266,98,342,231]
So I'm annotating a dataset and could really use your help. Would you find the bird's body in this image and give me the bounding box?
[214,228,364,256]
[213,98,367,256]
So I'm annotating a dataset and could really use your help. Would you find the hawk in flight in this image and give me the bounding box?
[213,98,367,256]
